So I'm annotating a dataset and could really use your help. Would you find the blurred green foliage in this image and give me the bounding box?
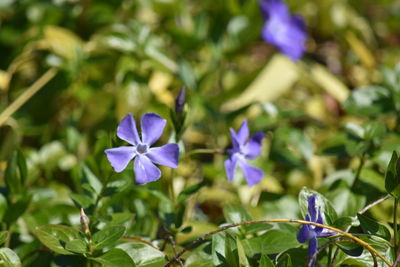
[1,0,400,266]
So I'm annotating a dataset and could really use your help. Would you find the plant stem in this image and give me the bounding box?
[0,68,58,126]
[163,219,392,267]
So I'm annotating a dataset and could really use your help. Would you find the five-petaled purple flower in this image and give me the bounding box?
[297,195,335,266]
[105,113,179,185]
[260,0,307,61]
[225,120,264,186]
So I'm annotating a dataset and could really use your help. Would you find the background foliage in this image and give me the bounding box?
[1,0,400,266]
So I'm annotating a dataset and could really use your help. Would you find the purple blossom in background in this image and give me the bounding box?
[297,195,335,266]
[105,113,179,184]
[225,120,264,186]
[260,0,307,61]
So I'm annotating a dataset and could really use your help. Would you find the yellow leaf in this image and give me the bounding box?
[346,31,375,68]
[222,55,299,111]
[44,26,83,61]
[0,70,10,90]
[309,63,349,102]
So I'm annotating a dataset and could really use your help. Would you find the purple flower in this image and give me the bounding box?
[297,195,335,266]
[225,120,264,186]
[260,0,307,61]
[105,113,179,184]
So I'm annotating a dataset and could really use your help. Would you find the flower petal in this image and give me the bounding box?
[147,144,179,168]
[105,146,136,172]
[236,120,249,145]
[260,0,307,61]
[307,195,318,222]
[297,224,312,243]
[117,114,141,145]
[238,158,264,186]
[224,154,239,182]
[141,113,167,146]
[308,237,318,266]
[244,132,264,159]
[260,0,290,20]
[134,155,161,184]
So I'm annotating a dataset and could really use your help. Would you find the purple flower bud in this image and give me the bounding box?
[175,87,185,114]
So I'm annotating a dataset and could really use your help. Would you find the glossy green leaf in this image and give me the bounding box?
[384,151,400,198]
[357,213,391,241]
[0,248,21,267]
[33,224,82,255]
[276,253,292,267]
[117,242,167,267]
[91,248,135,267]
[336,241,363,257]
[65,239,88,254]
[92,225,125,250]
[259,255,275,267]
[242,229,299,257]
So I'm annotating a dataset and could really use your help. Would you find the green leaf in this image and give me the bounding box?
[242,229,299,257]
[343,86,392,117]
[276,253,292,267]
[3,195,31,224]
[185,244,213,267]
[65,239,88,254]
[212,233,238,266]
[384,151,400,198]
[336,241,363,257]
[5,151,20,194]
[91,248,135,267]
[92,225,125,250]
[259,255,275,267]
[236,238,250,267]
[177,181,206,203]
[81,164,103,195]
[326,182,366,217]
[223,204,252,234]
[16,150,27,186]
[299,187,337,224]
[0,194,8,221]
[0,231,9,246]
[117,242,167,267]
[0,248,21,267]
[33,224,82,255]
[357,213,391,241]
[70,193,95,209]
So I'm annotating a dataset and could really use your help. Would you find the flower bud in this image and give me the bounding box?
[175,87,185,114]
[80,208,90,235]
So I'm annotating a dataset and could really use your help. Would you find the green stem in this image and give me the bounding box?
[164,219,392,267]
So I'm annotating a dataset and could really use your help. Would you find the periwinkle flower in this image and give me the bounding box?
[225,120,264,186]
[260,0,307,61]
[297,195,335,266]
[105,113,179,184]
